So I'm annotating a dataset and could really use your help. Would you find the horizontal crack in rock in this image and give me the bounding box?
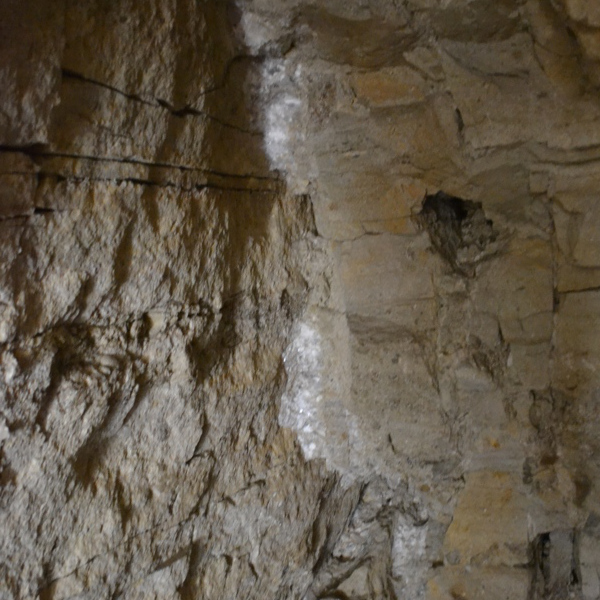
[0,146,281,184]
[61,68,261,135]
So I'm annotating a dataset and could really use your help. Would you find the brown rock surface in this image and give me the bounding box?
[1,1,600,599]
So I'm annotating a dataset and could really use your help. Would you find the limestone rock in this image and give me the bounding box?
[2,1,600,599]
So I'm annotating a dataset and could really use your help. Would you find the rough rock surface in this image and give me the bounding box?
[1,1,600,599]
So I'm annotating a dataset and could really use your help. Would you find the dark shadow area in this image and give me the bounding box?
[417,191,496,277]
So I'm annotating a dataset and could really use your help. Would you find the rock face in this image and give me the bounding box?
[1,1,600,599]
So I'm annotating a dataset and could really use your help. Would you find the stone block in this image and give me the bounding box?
[572,201,600,267]
[443,471,531,566]
[473,237,553,344]
[336,233,439,322]
[427,566,530,600]
[351,67,427,107]
[554,290,600,392]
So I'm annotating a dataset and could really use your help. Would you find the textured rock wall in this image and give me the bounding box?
[232,1,600,598]
[2,1,600,600]
[0,2,360,599]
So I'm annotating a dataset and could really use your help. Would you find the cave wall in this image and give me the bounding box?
[0,2,360,598]
[1,1,600,599]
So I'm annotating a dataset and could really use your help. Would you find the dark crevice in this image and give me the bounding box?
[61,68,260,135]
[559,285,600,295]
[454,107,464,136]
[177,541,205,600]
[36,171,280,194]
[315,557,372,599]
[528,530,581,600]
[417,191,497,277]
[186,416,210,465]
[61,68,155,106]
[9,149,280,182]
[0,213,31,222]
[152,544,193,573]
[0,143,49,155]
[155,97,260,135]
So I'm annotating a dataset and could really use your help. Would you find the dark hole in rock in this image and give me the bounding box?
[529,530,581,599]
[417,191,496,277]
[540,453,558,467]
[571,568,579,585]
